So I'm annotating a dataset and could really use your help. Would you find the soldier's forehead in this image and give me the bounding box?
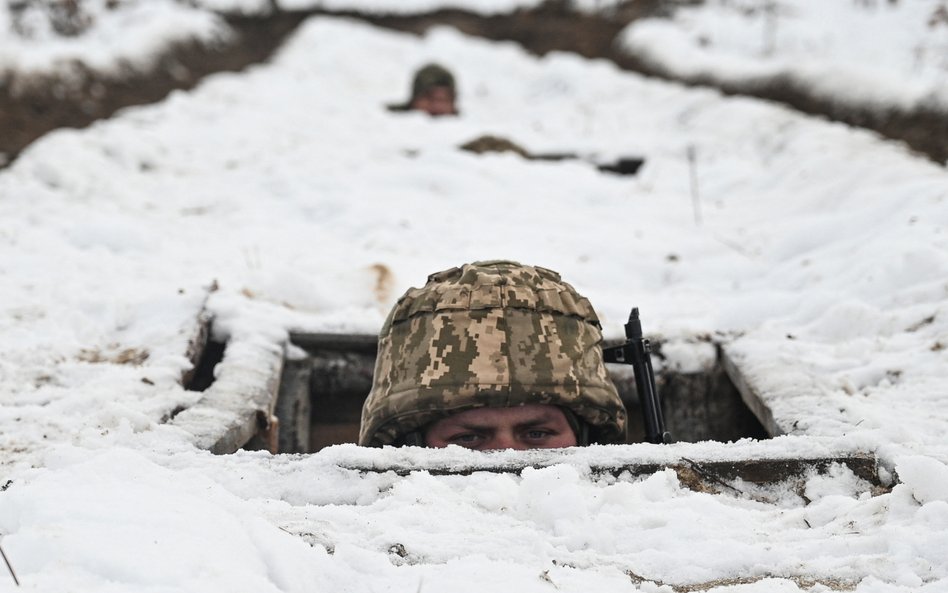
[431,404,568,426]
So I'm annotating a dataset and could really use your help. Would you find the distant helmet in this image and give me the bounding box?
[410,63,456,101]
[359,260,627,447]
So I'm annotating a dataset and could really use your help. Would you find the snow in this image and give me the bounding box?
[275,0,544,14]
[896,455,948,505]
[1,444,944,591]
[0,0,229,79]
[0,0,547,78]
[0,3,947,592]
[189,0,545,15]
[619,0,948,114]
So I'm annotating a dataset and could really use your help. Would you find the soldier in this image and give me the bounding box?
[359,260,627,450]
[388,63,459,116]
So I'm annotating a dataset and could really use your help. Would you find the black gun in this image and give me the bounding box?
[601,308,672,444]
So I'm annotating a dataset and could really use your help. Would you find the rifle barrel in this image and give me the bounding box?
[625,309,671,445]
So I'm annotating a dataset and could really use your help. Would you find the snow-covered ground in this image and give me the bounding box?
[0,0,545,78]
[620,0,948,113]
[0,0,230,78]
[1,4,948,592]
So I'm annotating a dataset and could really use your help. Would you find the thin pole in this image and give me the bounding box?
[686,144,703,226]
[763,0,778,57]
[0,541,19,587]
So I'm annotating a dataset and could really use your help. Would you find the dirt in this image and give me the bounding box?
[339,0,668,60]
[0,12,306,167]
[624,58,948,165]
[355,1,947,164]
[369,262,395,305]
[76,346,149,365]
[1,0,945,169]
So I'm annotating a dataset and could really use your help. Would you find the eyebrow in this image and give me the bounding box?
[452,417,557,432]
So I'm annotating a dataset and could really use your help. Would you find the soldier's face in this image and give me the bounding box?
[411,87,457,116]
[424,404,577,450]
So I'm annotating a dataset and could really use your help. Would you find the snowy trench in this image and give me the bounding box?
[0,7,947,593]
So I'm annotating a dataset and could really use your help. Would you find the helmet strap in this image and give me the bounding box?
[560,408,590,446]
[578,421,590,446]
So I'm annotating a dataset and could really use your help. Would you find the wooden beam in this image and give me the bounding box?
[720,346,785,437]
[289,332,378,354]
[275,357,312,454]
[339,452,887,491]
[171,337,285,454]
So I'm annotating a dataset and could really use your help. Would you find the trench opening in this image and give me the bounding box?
[615,341,770,444]
[184,338,226,393]
[275,333,769,454]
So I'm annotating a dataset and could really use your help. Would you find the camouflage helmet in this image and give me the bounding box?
[359,260,627,447]
[410,63,456,101]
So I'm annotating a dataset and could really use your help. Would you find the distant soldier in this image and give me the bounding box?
[388,63,459,116]
[359,260,628,450]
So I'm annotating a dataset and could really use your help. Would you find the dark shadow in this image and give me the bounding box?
[184,339,226,392]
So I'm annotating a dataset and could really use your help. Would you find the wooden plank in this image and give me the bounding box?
[310,423,361,451]
[308,351,375,424]
[171,337,285,454]
[720,347,785,437]
[289,332,378,354]
[340,453,886,491]
[275,358,312,454]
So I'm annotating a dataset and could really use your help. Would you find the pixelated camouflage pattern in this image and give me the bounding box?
[359,260,627,446]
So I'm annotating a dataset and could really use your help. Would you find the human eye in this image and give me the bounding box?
[448,433,484,448]
[523,429,553,441]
